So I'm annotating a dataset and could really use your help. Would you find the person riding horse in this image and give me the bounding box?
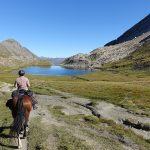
[6,70,37,112]
[11,70,38,110]
[5,70,38,148]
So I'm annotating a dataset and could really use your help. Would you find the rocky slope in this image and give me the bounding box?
[62,31,150,69]
[102,35,150,70]
[0,39,50,68]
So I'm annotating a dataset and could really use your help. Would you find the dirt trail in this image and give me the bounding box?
[0,82,150,150]
[32,94,149,150]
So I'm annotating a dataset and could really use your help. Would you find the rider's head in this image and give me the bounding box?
[18,70,25,76]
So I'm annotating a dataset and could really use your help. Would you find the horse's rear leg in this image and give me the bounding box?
[23,124,27,138]
[18,134,22,149]
[23,112,29,138]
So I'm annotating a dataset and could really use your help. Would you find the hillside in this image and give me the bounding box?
[0,39,50,69]
[40,57,65,65]
[62,32,150,69]
[102,35,150,70]
[49,58,65,65]
[61,14,150,69]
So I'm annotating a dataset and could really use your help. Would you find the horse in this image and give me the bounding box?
[10,93,32,149]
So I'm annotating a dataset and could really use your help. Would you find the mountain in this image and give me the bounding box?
[39,57,65,66]
[0,39,50,69]
[61,14,150,70]
[49,58,65,65]
[105,14,150,46]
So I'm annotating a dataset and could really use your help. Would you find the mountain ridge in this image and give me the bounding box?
[105,14,150,46]
[61,14,150,70]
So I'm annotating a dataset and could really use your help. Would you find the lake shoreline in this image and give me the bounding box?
[22,65,94,76]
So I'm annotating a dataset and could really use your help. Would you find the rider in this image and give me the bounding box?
[13,70,38,109]
[14,70,30,90]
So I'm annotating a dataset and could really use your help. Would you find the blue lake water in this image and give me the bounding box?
[23,66,93,76]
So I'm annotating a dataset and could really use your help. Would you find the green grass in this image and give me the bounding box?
[0,70,150,116]
[54,127,91,150]
[28,117,50,150]
[28,117,91,150]
[0,69,150,149]
[0,92,13,150]
[41,72,150,116]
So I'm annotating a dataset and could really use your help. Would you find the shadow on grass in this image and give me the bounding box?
[0,142,17,149]
[0,126,17,149]
[0,126,11,134]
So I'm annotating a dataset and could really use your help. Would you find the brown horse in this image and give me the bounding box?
[10,94,32,149]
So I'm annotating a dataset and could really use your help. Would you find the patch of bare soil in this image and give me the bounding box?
[95,102,150,140]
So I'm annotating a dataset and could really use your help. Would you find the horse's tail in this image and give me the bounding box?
[11,96,25,134]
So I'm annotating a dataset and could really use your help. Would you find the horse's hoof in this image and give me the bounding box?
[23,134,26,138]
[19,131,23,134]
[18,146,22,149]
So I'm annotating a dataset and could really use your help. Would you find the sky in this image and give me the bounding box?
[0,0,149,58]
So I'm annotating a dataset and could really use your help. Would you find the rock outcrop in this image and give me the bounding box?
[62,53,90,69]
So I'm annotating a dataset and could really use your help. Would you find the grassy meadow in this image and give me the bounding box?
[28,70,150,116]
[0,68,150,149]
[0,70,150,116]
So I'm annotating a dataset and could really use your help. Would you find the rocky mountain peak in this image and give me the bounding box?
[1,39,25,50]
[0,39,40,67]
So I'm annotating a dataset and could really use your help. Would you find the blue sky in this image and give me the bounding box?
[0,0,149,58]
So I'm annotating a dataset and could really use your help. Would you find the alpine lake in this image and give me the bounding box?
[23,66,93,76]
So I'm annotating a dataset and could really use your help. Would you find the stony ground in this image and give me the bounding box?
[0,82,150,150]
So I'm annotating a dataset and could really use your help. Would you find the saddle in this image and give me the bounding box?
[11,89,33,97]
[6,90,34,110]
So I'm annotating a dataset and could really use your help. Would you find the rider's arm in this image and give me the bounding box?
[26,78,30,88]
[14,80,18,88]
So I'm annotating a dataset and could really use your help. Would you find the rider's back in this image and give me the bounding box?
[15,76,30,90]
